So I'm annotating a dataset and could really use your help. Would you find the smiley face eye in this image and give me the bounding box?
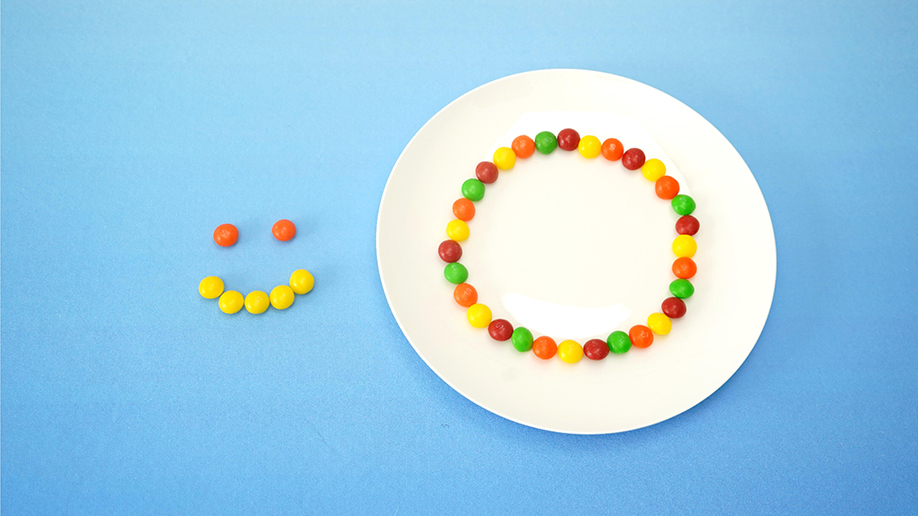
[213,224,239,247]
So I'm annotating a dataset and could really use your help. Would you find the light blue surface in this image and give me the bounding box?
[3,1,917,514]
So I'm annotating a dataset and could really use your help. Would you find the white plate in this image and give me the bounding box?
[376,69,776,434]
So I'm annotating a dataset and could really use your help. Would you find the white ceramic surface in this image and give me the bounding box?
[376,69,776,434]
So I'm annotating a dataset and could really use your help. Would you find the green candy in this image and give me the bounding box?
[461,178,485,202]
[444,263,468,284]
[607,330,632,354]
[534,131,558,154]
[671,194,696,216]
[670,279,695,299]
[511,327,534,352]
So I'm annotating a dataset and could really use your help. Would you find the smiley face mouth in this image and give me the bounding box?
[198,220,315,314]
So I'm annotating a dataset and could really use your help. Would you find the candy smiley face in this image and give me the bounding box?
[199,220,315,315]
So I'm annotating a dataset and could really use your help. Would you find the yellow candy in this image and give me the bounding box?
[218,290,244,314]
[493,147,516,170]
[558,340,584,363]
[578,135,601,159]
[244,291,270,314]
[466,303,492,328]
[199,276,224,299]
[446,219,470,241]
[270,285,295,310]
[290,269,315,294]
[673,234,697,258]
[642,158,666,181]
[647,313,672,335]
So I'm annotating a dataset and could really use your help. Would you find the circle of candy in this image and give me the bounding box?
[438,129,699,363]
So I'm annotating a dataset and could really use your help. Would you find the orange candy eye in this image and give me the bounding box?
[532,336,558,359]
[511,135,535,158]
[629,325,654,348]
[213,224,238,247]
[672,257,697,279]
[452,198,476,221]
[272,219,296,241]
[453,283,478,307]
[655,176,680,200]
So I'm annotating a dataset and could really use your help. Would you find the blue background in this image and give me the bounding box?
[3,1,916,514]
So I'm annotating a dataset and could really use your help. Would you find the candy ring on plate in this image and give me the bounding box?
[438,128,700,363]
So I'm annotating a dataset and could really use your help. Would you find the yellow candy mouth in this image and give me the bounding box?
[199,269,314,314]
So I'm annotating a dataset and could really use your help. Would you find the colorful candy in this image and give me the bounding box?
[557,128,580,151]
[557,340,584,363]
[446,219,470,241]
[444,263,468,284]
[199,276,225,299]
[532,336,558,359]
[452,198,476,221]
[511,327,534,352]
[622,148,646,170]
[647,313,672,335]
[213,224,238,247]
[642,158,666,181]
[270,285,295,310]
[578,135,601,159]
[244,291,270,314]
[492,147,516,170]
[661,297,687,318]
[629,325,654,348]
[675,215,699,235]
[584,339,609,360]
[672,234,697,258]
[672,257,697,279]
[511,136,535,158]
[488,319,514,341]
[272,219,296,242]
[476,162,499,184]
[453,283,478,307]
[607,331,632,354]
[601,138,624,161]
[438,240,462,263]
[534,131,558,154]
[218,290,244,314]
[289,269,315,294]
[671,194,696,215]
[670,279,695,299]
[466,303,492,328]
[462,178,485,202]
[655,176,680,200]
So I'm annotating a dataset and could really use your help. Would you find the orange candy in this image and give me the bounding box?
[452,198,476,221]
[532,336,558,359]
[511,135,535,158]
[601,138,624,161]
[629,325,654,348]
[272,219,296,241]
[655,176,680,200]
[213,223,238,247]
[453,283,478,307]
[672,257,697,279]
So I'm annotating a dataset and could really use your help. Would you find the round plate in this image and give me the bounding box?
[376,69,776,434]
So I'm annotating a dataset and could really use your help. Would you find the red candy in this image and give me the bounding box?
[438,240,462,263]
[488,319,514,341]
[557,128,581,151]
[676,215,700,235]
[621,148,646,170]
[584,339,609,360]
[662,297,687,318]
[476,161,499,184]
